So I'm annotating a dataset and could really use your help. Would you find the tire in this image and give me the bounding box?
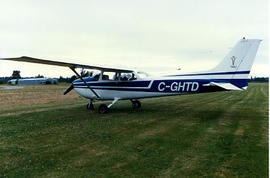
[98,104,108,114]
[86,103,94,110]
[132,100,141,109]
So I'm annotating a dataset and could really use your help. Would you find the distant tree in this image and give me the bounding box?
[249,76,269,83]
[35,74,44,78]
[0,77,10,84]
[11,70,21,79]
[58,76,66,83]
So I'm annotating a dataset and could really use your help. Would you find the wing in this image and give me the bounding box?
[0,56,133,73]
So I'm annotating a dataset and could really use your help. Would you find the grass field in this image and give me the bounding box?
[0,83,268,177]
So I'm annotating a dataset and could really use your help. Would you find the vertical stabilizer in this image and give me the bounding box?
[210,38,262,79]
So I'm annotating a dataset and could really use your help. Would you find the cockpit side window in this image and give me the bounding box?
[92,72,138,81]
[129,73,137,80]
[93,74,100,81]
[102,75,109,80]
[120,74,129,81]
[102,72,116,81]
[119,73,137,81]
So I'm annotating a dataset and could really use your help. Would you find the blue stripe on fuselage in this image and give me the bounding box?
[164,70,250,77]
[73,79,248,93]
[73,80,151,87]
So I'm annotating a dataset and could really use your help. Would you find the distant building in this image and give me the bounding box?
[8,78,58,85]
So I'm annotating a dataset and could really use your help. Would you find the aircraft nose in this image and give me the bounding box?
[72,77,93,85]
[72,78,82,84]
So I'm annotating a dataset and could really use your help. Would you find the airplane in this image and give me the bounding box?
[0,38,262,114]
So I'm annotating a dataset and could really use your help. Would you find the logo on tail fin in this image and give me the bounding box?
[231,56,237,68]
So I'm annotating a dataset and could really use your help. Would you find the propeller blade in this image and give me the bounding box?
[63,84,74,95]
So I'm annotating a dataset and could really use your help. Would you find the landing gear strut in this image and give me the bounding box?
[131,100,141,109]
[86,99,94,110]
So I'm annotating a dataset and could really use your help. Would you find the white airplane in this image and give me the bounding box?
[0,38,262,113]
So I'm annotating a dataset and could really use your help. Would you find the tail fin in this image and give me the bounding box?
[210,38,262,79]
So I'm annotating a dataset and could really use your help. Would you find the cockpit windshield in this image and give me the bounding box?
[136,71,150,79]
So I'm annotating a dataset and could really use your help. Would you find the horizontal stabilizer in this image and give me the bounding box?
[204,82,243,91]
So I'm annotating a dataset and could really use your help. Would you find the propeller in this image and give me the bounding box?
[63,84,74,95]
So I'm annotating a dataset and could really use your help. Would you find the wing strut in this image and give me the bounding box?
[69,67,100,99]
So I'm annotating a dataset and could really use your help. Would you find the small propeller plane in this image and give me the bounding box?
[0,38,262,113]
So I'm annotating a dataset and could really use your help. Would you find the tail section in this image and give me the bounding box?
[210,38,262,79]
[205,38,262,90]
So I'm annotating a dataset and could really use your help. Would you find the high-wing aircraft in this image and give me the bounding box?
[0,38,262,113]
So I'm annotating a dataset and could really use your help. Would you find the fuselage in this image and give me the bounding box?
[73,70,249,100]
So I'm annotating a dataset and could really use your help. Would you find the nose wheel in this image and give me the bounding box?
[131,100,141,109]
[98,104,109,114]
[98,98,120,114]
[87,98,140,114]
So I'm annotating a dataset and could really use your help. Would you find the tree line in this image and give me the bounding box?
[0,70,93,84]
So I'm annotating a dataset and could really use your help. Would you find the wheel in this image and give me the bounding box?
[86,103,94,110]
[98,104,108,114]
[132,100,141,109]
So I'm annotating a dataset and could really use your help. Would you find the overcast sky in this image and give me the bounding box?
[0,0,268,77]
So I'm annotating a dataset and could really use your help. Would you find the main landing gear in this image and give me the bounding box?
[86,99,94,110]
[131,99,141,109]
[87,98,141,114]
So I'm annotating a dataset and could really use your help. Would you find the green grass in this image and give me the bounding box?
[0,83,268,177]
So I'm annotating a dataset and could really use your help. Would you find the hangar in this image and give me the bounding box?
[8,78,58,85]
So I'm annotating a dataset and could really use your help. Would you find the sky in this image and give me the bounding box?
[0,0,268,78]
